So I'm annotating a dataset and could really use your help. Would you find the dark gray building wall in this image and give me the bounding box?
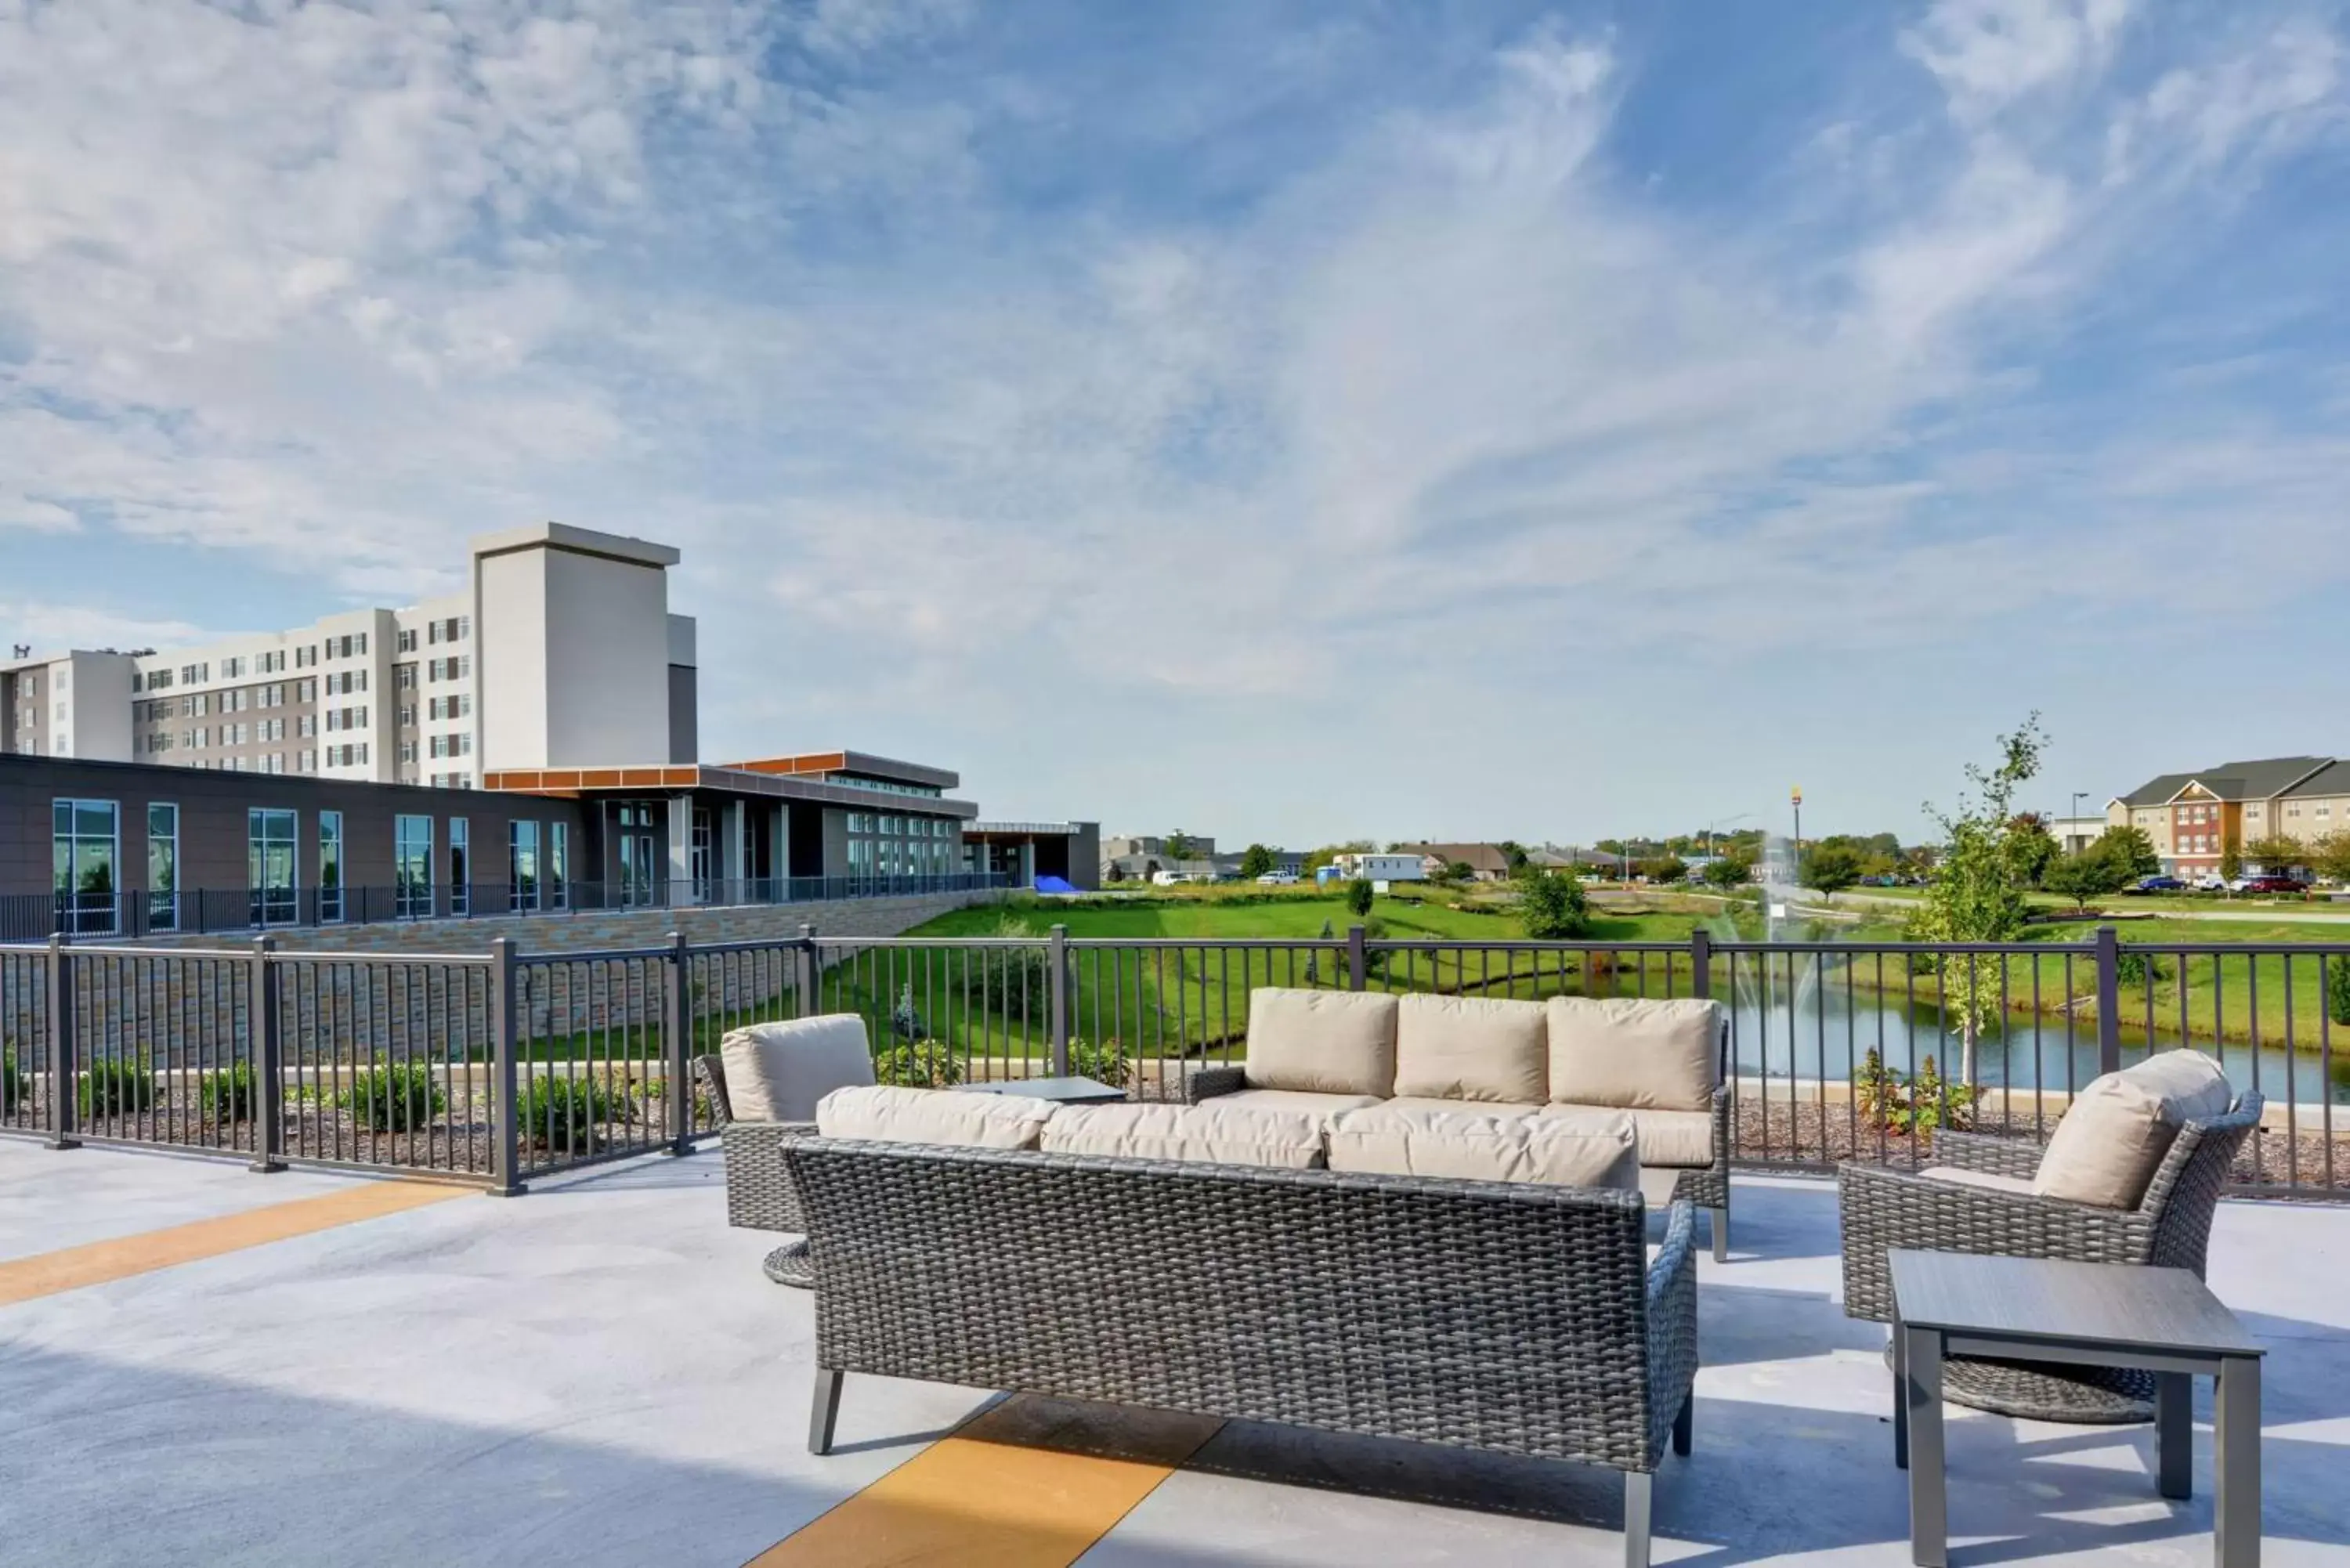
[667,664,696,764]
[2,753,583,898]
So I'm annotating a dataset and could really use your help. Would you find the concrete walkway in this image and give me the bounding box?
[2,1140,2346,1566]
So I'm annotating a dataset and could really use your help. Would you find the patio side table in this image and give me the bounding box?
[951,1075,1126,1104]
[1889,1250,2264,1568]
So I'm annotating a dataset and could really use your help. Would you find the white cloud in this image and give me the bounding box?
[1901,0,2133,117]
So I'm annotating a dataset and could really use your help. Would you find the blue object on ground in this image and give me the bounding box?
[1033,876,1076,894]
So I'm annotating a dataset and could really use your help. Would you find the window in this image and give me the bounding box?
[449,818,470,916]
[395,815,434,918]
[248,808,298,926]
[510,820,540,912]
[400,741,418,764]
[180,663,207,685]
[548,822,569,910]
[259,650,285,674]
[52,799,120,934]
[146,804,179,932]
[147,668,174,691]
[399,705,417,728]
[222,656,245,680]
[298,714,316,738]
[397,628,418,653]
[295,645,317,668]
[298,678,316,703]
[298,749,316,774]
[396,666,417,691]
[319,811,344,922]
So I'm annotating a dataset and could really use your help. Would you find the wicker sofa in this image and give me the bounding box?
[789,1134,1700,1568]
[1839,1059,2262,1423]
[1189,988,1734,1259]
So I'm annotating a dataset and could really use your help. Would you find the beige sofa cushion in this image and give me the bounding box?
[1326,1103,1638,1190]
[1245,988,1398,1097]
[1547,997,1722,1112]
[1383,1096,1540,1118]
[815,1085,1058,1150]
[1921,1165,2035,1195]
[2032,1050,2234,1209]
[1394,993,1549,1104]
[1213,1088,1383,1119]
[1041,1102,1325,1170]
[718,1014,875,1122]
[1542,1103,1715,1169]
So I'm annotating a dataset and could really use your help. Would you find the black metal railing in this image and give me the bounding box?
[3,925,2343,1195]
[0,875,1009,943]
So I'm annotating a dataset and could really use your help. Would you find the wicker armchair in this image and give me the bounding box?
[791,1137,1700,1568]
[696,1054,821,1287]
[1838,1093,2263,1422]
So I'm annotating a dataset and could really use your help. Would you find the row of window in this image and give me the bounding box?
[133,637,360,693]
[847,813,954,837]
[831,775,945,798]
[392,616,471,654]
[425,656,472,682]
[324,706,368,732]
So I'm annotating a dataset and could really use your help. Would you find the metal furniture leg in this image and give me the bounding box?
[808,1368,844,1456]
[1904,1325,1946,1568]
[2157,1371,2193,1501]
[2214,1357,2261,1568]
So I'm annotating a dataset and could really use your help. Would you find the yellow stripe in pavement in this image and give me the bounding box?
[0,1180,465,1307]
[749,1395,1224,1568]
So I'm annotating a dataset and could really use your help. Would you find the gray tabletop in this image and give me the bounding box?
[950,1076,1125,1104]
[1889,1251,2263,1357]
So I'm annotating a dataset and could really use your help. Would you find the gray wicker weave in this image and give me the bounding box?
[1838,1093,2263,1424]
[1186,1065,1734,1261]
[788,1137,1700,1568]
[697,1055,821,1285]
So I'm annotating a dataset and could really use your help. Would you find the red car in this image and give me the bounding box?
[2241,876,2309,895]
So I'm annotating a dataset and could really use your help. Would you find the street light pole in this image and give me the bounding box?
[1791,786,1803,870]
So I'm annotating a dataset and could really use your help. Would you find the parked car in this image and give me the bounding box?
[1254,870,1299,885]
[2240,875,2310,895]
[2193,874,2230,892]
[2129,875,2186,893]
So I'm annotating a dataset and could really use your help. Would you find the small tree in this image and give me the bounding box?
[1519,868,1592,940]
[1638,855,1687,884]
[2004,814,2059,889]
[1345,877,1374,918]
[2243,834,2308,876]
[2218,834,2243,884]
[1799,842,1866,898]
[1164,833,1196,863]
[1499,840,1530,874]
[2330,956,2350,1028]
[1701,857,1749,891]
[2307,830,2350,887]
[1914,716,2046,1082]
[2099,826,2160,880]
[1238,844,1277,880]
[2044,843,2131,912]
[1444,859,1476,883]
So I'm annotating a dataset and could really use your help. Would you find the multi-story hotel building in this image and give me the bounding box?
[2107,756,2350,876]
[1,523,697,789]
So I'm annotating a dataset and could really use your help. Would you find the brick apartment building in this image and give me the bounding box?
[2107,756,2350,876]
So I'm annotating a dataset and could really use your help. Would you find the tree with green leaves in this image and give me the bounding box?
[1302,840,1372,876]
[1238,844,1277,880]
[1499,840,1530,874]
[2099,826,2160,880]
[2308,831,2350,887]
[1799,842,1866,898]
[1519,867,1591,940]
[1914,715,2046,1082]
[2330,955,2350,1028]
[1164,832,1196,863]
[2045,842,2133,912]
[2243,833,2308,876]
[2218,834,2243,884]
[1701,857,1750,891]
[1345,877,1374,918]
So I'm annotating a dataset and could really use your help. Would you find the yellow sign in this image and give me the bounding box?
[1791,786,1803,806]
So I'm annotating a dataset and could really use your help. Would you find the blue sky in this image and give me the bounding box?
[2,0,2345,848]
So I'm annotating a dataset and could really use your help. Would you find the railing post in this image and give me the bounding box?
[487,937,525,1196]
[45,934,78,1150]
[1690,928,1712,1000]
[248,935,284,1172]
[797,923,819,1018]
[2094,925,2122,1075]
[1047,923,1071,1076]
[1347,925,1367,992]
[666,930,692,1155]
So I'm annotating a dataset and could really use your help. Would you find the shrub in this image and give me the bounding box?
[2331,957,2350,1029]
[1068,1035,1130,1090]
[516,1075,615,1151]
[1519,869,1592,940]
[1855,1048,1978,1134]
[342,1063,444,1132]
[199,1061,256,1122]
[975,916,1053,1015]
[1,1050,22,1117]
[78,1057,157,1118]
[875,1039,962,1088]
[1345,878,1374,919]
[2113,951,2171,988]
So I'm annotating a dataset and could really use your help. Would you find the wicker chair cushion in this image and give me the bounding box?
[1919,1165,2035,1194]
[1546,997,1722,1113]
[815,1085,1059,1150]
[1041,1101,1327,1170]
[1542,1103,1714,1168]
[719,1015,875,1123]
[1245,988,1398,1097]
[1394,992,1549,1104]
[1211,1087,1385,1118]
[1327,1103,1639,1190]
[2032,1051,2232,1209]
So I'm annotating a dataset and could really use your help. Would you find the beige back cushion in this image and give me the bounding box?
[1040,1101,1325,1170]
[815,1085,1058,1150]
[2032,1050,2234,1209]
[1546,997,1722,1112]
[718,1014,875,1122]
[1326,1103,1639,1190]
[1245,988,1398,1097]
[1394,993,1549,1104]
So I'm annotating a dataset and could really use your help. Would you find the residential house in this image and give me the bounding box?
[2107,757,2350,876]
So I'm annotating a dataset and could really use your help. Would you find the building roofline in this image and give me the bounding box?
[482,763,978,818]
[469,522,681,570]
[720,750,960,790]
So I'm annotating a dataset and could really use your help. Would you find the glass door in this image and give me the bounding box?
[248,808,298,926]
[147,803,179,932]
[617,804,660,907]
[52,799,119,935]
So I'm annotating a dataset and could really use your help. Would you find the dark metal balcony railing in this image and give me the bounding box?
[2,925,2345,1197]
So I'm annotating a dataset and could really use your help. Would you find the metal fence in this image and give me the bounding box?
[4,925,2345,1196]
[1,873,1009,943]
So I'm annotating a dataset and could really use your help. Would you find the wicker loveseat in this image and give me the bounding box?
[789,1135,1701,1568]
[1838,1061,2263,1423]
[1189,988,1734,1259]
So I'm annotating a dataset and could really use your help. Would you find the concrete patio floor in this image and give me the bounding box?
[2,1139,2346,1566]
